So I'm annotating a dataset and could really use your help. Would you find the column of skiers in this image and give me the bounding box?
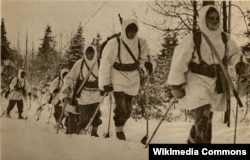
[4,5,249,144]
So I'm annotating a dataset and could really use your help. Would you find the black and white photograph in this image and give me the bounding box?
[1,0,250,159]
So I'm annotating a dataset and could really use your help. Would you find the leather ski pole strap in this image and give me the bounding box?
[76,61,97,95]
[201,32,243,107]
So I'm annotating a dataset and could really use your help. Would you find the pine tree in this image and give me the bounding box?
[63,24,85,69]
[155,32,178,85]
[241,11,250,56]
[35,25,59,82]
[240,11,250,95]
[1,19,23,87]
[132,32,178,120]
[37,25,57,59]
[1,18,12,62]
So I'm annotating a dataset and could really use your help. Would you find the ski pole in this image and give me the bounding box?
[47,94,57,124]
[141,71,150,145]
[56,99,67,134]
[28,94,32,109]
[36,103,46,121]
[81,93,107,134]
[234,74,241,143]
[0,110,7,118]
[104,92,112,138]
[47,104,54,124]
[145,99,177,148]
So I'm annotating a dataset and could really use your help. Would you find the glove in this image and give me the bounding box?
[246,58,250,64]
[144,61,153,75]
[171,85,185,99]
[100,90,107,96]
[62,97,71,103]
[27,92,32,97]
[103,84,113,92]
[53,88,59,94]
[101,84,113,96]
[235,62,246,75]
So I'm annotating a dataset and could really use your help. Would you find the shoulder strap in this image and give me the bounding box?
[138,39,141,60]
[193,31,228,64]
[97,59,101,69]
[221,32,228,44]
[57,76,61,89]
[121,40,138,63]
[79,59,85,79]
[15,77,19,86]
[17,78,25,89]
[117,37,121,63]
[85,61,98,80]
[221,32,228,64]
[193,31,202,63]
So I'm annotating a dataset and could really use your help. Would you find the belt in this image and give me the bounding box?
[83,81,98,89]
[189,62,221,78]
[113,62,139,72]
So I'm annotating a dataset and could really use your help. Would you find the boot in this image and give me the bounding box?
[18,114,25,119]
[116,132,126,140]
[66,113,77,134]
[6,112,11,118]
[115,126,126,140]
[187,135,195,144]
[91,126,99,137]
[187,139,195,144]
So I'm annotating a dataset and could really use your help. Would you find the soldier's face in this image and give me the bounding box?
[206,11,220,31]
[126,30,137,39]
[86,51,94,60]
[21,72,25,78]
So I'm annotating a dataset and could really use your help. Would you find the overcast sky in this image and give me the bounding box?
[1,0,250,56]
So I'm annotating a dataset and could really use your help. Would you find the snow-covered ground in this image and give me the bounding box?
[1,96,250,160]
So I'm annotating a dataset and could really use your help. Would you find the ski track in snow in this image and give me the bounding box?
[1,96,250,160]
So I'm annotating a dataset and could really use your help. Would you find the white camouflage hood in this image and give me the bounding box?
[199,5,222,38]
[121,19,139,50]
[18,70,25,80]
[83,44,98,79]
[83,44,98,67]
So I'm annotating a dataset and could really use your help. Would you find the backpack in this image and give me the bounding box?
[99,33,121,58]
[193,30,228,64]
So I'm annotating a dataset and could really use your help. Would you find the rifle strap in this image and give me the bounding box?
[193,31,228,64]
[85,62,98,80]
[116,37,141,64]
[17,78,26,90]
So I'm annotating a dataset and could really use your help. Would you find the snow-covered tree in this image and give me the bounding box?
[1,19,23,88]
[37,25,56,59]
[1,18,12,62]
[131,33,178,120]
[63,24,85,69]
[35,25,59,82]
